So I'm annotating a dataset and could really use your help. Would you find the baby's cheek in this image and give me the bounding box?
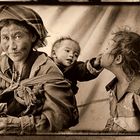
[74,57,78,61]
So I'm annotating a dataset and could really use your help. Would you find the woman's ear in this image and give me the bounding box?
[31,34,37,43]
[114,54,123,64]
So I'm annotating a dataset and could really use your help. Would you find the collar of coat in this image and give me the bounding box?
[0,51,48,78]
[106,76,140,96]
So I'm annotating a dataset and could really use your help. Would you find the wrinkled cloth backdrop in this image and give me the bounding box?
[17,5,140,131]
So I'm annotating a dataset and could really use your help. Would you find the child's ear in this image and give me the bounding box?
[115,54,123,64]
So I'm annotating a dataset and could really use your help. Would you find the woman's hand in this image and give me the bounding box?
[2,83,19,94]
[0,116,21,134]
[0,117,7,134]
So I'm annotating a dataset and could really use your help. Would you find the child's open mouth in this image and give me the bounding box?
[66,59,73,64]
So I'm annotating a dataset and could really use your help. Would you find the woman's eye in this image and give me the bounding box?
[15,34,22,39]
[1,36,9,41]
[14,32,24,40]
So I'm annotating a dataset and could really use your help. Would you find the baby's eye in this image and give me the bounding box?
[74,53,79,58]
[65,49,70,53]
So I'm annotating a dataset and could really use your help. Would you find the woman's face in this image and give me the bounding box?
[0,23,34,63]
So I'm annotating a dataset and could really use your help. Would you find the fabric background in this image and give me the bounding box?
[18,5,140,131]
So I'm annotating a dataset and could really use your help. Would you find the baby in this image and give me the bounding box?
[51,37,103,94]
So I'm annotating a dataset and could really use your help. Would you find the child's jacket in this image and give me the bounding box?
[104,77,140,132]
[58,59,102,94]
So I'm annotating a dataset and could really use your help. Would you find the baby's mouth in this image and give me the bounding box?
[66,59,73,64]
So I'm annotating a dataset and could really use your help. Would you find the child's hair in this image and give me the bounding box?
[110,30,140,78]
[51,37,81,56]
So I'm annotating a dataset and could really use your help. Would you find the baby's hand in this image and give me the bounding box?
[94,54,103,70]
[94,54,102,67]
[90,54,103,71]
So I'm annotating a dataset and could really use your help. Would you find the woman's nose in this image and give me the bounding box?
[8,39,17,50]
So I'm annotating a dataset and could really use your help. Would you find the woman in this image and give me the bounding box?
[0,5,79,134]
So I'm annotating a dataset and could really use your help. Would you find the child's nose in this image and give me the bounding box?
[69,52,74,58]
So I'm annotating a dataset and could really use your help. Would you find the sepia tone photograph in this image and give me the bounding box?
[101,0,140,2]
[0,0,99,3]
[0,2,140,140]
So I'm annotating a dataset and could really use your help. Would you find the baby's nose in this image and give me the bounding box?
[69,52,74,57]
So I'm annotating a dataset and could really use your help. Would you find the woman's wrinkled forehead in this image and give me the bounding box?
[1,23,30,36]
[0,20,35,38]
[0,19,27,29]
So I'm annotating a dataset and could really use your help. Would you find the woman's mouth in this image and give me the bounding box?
[9,52,21,56]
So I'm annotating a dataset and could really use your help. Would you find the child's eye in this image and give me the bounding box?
[74,53,79,58]
[65,49,70,52]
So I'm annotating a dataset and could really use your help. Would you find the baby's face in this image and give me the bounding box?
[54,40,80,67]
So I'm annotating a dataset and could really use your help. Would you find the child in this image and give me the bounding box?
[100,30,140,132]
[51,37,103,95]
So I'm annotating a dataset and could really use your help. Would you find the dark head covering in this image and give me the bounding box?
[0,5,48,46]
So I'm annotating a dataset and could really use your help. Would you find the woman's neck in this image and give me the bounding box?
[13,62,25,74]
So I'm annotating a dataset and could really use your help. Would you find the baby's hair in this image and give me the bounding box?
[110,29,140,79]
[51,36,81,56]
